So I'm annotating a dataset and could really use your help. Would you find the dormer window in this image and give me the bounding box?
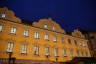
[52,26,55,31]
[1,14,6,18]
[44,24,48,29]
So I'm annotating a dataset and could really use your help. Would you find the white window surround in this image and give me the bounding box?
[10,27,16,34]
[44,24,48,29]
[54,48,58,56]
[52,26,55,30]
[44,34,49,40]
[0,25,3,32]
[69,48,73,57]
[63,48,66,56]
[1,14,6,18]
[23,30,29,36]
[53,36,57,42]
[33,46,39,55]
[34,32,39,39]
[45,47,50,56]
[21,44,27,54]
[6,42,14,53]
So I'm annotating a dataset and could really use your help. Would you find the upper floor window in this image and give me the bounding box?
[54,48,58,56]
[10,27,16,34]
[52,26,55,31]
[63,48,66,56]
[74,40,77,45]
[44,34,49,40]
[62,37,64,43]
[23,30,29,36]
[0,25,3,32]
[53,36,57,42]
[33,46,39,55]
[6,42,14,53]
[68,39,71,44]
[44,24,48,29]
[45,47,50,56]
[0,14,6,18]
[76,50,80,57]
[69,48,73,57]
[21,44,27,54]
[34,32,39,39]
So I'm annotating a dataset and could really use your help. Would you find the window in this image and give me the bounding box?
[0,25,3,32]
[34,32,39,39]
[6,42,14,52]
[74,40,77,45]
[54,48,58,56]
[33,46,39,55]
[52,26,55,31]
[62,37,64,43]
[21,44,27,54]
[0,14,6,18]
[23,30,29,36]
[44,24,48,29]
[10,27,16,34]
[45,47,50,56]
[44,34,48,40]
[68,39,71,44]
[76,50,80,57]
[63,48,66,56]
[53,36,57,42]
[69,48,73,57]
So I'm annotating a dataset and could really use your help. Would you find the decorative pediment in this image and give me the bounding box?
[0,7,21,23]
[33,18,66,34]
[71,29,85,38]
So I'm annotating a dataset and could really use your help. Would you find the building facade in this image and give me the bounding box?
[0,7,91,64]
[83,32,96,57]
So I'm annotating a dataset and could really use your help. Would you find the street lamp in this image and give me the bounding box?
[7,52,16,64]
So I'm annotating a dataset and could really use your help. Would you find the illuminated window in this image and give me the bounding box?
[21,44,27,54]
[53,36,57,42]
[0,25,3,32]
[34,32,39,39]
[54,48,58,56]
[44,24,48,29]
[63,48,66,56]
[52,26,55,30]
[62,37,64,43]
[6,42,14,52]
[23,30,29,36]
[33,46,39,55]
[10,27,16,34]
[69,48,73,57]
[1,14,6,18]
[45,47,50,56]
[44,34,48,40]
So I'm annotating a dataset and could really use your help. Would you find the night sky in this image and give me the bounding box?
[0,0,96,32]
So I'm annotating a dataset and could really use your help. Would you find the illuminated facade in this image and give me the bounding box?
[0,7,91,64]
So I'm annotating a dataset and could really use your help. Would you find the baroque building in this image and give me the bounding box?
[0,7,91,64]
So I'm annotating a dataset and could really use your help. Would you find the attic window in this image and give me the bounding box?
[52,26,55,31]
[44,24,48,29]
[1,14,6,18]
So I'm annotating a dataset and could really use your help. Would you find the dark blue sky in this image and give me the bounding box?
[0,0,96,32]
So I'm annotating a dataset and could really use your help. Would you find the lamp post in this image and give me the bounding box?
[8,52,12,64]
[7,52,16,64]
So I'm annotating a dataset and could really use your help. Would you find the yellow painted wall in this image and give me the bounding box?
[0,7,91,62]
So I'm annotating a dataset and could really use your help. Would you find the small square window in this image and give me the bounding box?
[44,24,48,29]
[1,14,6,18]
